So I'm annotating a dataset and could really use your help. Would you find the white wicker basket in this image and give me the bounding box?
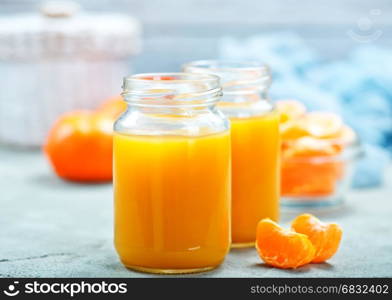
[0,1,141,147]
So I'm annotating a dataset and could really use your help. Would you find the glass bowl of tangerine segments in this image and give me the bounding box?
[276,100,363,210]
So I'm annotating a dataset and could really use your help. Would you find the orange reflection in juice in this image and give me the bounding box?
[230,112,280,246]
[114,131,231,271]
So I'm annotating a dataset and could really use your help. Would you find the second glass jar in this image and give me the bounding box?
[184,61,280,247]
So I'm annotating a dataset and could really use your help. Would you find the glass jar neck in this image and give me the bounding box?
[121,73,222,112]
[220,89,269,104]
[126,104,218,118]
[182,60,271,104]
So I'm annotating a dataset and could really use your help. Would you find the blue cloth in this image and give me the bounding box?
[219,32,391,187]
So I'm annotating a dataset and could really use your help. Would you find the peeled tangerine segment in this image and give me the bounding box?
[283,136,340,158]
[336,125,356,145]
[303,112,343,138]
[256,219,315,269]
[280,119,309,140]
[276,100,307,123]
[281,159,344,197]
[291,214,343,263]
[280,112,344,140]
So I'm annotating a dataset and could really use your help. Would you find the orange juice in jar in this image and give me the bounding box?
[114,73,231,274]
[184,61,280,247]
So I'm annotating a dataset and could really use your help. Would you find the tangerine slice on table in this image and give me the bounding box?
[256,219,315,269]
[276,100,307,123]
[291,214,343,263]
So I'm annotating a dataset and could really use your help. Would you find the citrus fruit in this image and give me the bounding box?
[280,112,343,141]
[337,125,356,144]
[44,111,113,182]
[256,219,316,269]
[280,119,309,140]
[302,112,343,139]
[281,159,342,196]
[282,137,340,158]
[98,96,126,119]
[276,100,307,123]
[331,125,356,151]
[291,214,343,263]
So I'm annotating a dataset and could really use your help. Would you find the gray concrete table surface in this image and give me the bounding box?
[0,146,391,278]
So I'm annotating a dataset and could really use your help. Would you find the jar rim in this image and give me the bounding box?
[122,72,222,107]
[182,60,270,73]
[182,60,272,95]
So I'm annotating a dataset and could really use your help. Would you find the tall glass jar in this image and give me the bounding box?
[184,61,280,248]
[113,73,231,274]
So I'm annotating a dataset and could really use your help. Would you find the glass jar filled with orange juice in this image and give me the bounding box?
[184,61,280,248]
[113,73,231,274]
